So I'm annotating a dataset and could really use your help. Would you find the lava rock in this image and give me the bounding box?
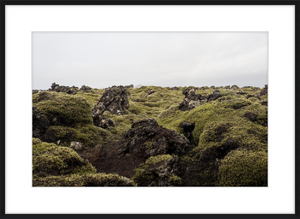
[92,85,129,117]
[33,106,49,138]
[179,89,222,111]
[179,121,195,144]
[79,85,93,93]
[259,85,268,96]
[118,118,190,159]
[49,82,78,95]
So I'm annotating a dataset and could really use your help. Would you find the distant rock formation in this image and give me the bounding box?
[49,83,78,94]
[179,89,222,111]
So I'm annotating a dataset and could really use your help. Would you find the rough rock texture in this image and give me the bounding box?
[49,83,78,94]
[92,114,115,129]
[70,141,84,151]
[132,155,180,186]
[244,112,258,122]
[259,85,268,96]
[118,118,190,159]
[179,89,222,111]
[79,85,93,93]
[33,106,49,138]
[92,85,129,118]
[124,84,134,89]
[170,87,179,90]
[179,121,195,144]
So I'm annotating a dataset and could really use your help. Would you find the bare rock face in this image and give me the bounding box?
[33,106,49,138]
[118,118,190,159]
[92,86,129,117]
[179,89,222,111]
[49,83,78,95]
[144,89,155,97]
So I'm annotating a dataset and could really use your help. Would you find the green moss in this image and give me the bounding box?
[33,173,136,187]
[218,150,268,186]
[33,91,93,126]
[145,154,174,165]
[168,174,182,185]
[32,138,96,176]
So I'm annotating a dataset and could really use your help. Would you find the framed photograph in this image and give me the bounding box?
[1,1,299,218]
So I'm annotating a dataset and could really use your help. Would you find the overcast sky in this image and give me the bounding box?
[32,32,268,90]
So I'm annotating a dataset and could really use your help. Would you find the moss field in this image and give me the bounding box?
[33,85,268,186]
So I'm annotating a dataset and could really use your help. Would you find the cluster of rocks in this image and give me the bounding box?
[79,85,93,93]
[49,83,78,95]
[236,90,247,95]
[118,118,190,159]
[178,89,222,111]
[92,85,129,128]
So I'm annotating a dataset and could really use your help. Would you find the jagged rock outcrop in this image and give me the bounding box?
[170,87,179,90]
[118,118,190,159]
[179,121,195,144]
[259,85,268,96]
[49,83,78,94]
[92,86,129,120]
[33,106,49,138]
[79,85,93,93]
[179,89,222,111]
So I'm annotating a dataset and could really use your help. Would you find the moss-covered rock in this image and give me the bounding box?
[33,173,136,187]
[131,154,181,186]
[33,138,96,176]
[33,91,93,126]
[218,150,268,186]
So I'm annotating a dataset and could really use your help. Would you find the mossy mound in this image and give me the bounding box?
[33,91,93,126]
[33,173,136,187]
[42,125,111,147]
[33,92,111,147]
[33,138,96,176]
[131,154,181,186]
[218,150,268,186]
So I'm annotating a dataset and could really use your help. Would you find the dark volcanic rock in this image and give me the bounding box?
[170,87,179,90]
[49,83,78,95]
[92,114,115,129]
[118,118,190,159]
[79,85,93,93]
[92,86,129,118]
[179,121,195,144]
[259,84,268,96]
[32,106,50,138]
[179,89,222,111]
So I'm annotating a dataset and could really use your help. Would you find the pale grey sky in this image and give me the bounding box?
[32,32,268,90]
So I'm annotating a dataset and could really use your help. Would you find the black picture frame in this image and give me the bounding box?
[1,1,299,219]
